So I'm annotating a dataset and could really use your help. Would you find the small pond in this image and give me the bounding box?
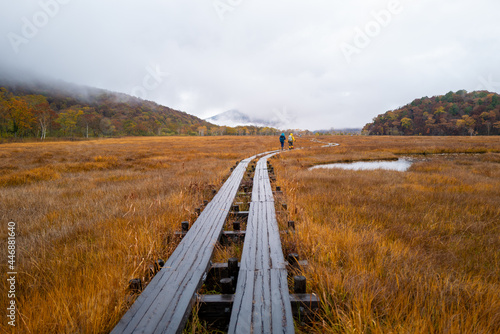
[310,159,413,172]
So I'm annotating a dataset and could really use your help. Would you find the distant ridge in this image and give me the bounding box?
[315,128,362,135]
[363,90,500,136]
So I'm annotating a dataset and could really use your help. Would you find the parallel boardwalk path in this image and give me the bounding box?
[228,153,295,334]
[111,155,259,334]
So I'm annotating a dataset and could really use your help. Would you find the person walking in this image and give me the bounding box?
[279,132,286,150]
[288,133,295,150]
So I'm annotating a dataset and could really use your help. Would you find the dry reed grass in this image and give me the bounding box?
[276,136,500,333]
[0,136,276,334]
[2,135,499,333]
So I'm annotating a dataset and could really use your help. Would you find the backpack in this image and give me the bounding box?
[288,134,293,142]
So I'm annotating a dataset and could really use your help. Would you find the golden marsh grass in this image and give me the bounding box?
[0,136,276,334]
[1,135,499,333]
[277,136,500,333]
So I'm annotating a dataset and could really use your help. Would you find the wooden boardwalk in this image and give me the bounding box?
[111,155,260,334]
[111,149,304,334]
[228,153,295,334]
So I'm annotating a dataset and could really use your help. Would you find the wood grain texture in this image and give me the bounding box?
[228,153,294,334]
[111,154,264,334]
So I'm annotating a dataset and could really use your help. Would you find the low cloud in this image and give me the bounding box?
[1,0,499,130]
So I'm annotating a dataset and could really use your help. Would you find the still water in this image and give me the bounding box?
[310,159,413,172]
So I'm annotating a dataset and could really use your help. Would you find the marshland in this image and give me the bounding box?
[1,135,499,333]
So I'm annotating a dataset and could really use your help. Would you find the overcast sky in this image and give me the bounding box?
[1,0,499,130]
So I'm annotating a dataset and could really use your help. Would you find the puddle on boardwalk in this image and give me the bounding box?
[310,159,413,172]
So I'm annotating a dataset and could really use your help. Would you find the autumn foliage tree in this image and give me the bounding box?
[21,95,56,140]
[56,107,83,137]
[401,117,413,134]
[8,98,36,137]
[0,88,58,138]
[0,88,11,137]
[456,115,476,136]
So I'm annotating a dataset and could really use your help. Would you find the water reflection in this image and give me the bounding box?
[310,159,413,172]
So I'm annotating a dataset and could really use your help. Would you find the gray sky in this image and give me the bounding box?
[1,0,499,130]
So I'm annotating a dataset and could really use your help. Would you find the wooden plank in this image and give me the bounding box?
[112,153,278,334]
[113,206,230,332]
[228,153,294,334]
[229,270,293,333]
[114,203,229,333]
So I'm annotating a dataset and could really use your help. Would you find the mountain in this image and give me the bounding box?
[206,110,254,127]
[0,74,213,138]
[206,109,291,129]
[363,90,500,136]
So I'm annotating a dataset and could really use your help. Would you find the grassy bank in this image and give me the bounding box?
[277,136,500,333]
[0,136,276,333]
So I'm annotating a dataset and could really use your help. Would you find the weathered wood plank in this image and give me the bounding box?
[115,213,229,332]
[112,154,273,334]
[228,153,294,334]
[114,201,230,333]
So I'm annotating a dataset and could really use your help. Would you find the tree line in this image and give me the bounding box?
[363,90,500,136]
[0,86,282,139]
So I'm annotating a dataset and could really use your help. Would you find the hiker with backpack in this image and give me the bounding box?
[288,133,295,150]
[279,133,286,150]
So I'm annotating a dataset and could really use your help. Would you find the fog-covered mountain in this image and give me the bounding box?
[206,109,293,129]
[0,68,213,137]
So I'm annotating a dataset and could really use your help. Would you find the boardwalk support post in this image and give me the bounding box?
[181,221,189,232]
[288,253,300,268]
[294,276,307,294]
[228,257,239,282]
[128,279,142,293]
[220,278,233,294]
[155,259,164,272]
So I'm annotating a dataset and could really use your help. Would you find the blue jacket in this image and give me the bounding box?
[279,133,286,143]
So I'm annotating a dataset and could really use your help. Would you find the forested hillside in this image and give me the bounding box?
[0,80,219,139]
[363,90,500,136]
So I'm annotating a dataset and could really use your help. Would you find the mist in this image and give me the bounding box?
[1,0,499,130]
